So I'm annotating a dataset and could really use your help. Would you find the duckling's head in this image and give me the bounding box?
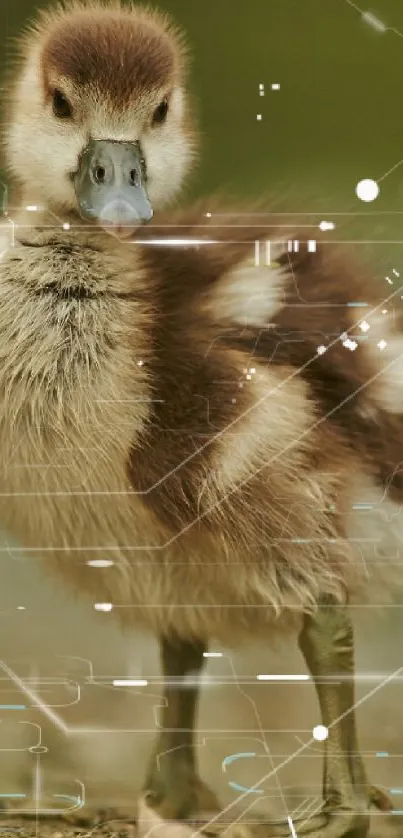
[4,0,195,231]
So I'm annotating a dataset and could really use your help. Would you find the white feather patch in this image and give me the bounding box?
[205,259,286,327]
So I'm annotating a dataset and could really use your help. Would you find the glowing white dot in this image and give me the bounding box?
[356,179,379,202]
[246,374,251,380]
[25,205,38,212]
[313,724,328,741]
[378,340,387,350]
[359,320,370,332]
[317,345,327,355]
[63,223,70,230]
[250,367,256,374]
[343,338,358,351]
[382,309,388,314]
[17,606,25,611]
[257,114,263,121]
[94,602,113,612]
[271,83,280,90]
[206,212,212,218]
[319,221,335,231]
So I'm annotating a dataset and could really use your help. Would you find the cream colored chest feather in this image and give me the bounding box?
[0,245,151,553]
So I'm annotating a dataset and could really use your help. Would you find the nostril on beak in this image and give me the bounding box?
[90,165,139,187]
[93,165,106,184]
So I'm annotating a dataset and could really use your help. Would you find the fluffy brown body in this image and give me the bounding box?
[0,215,402,644]
[1,2,403,835]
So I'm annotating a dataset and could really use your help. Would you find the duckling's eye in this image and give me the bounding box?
[52,89,73,119]
[152,98,168,126]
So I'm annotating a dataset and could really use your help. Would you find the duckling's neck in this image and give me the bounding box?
[9,203,98,243]
[0,201,148,302]
[4,208,126,260]
[7,182,73,224]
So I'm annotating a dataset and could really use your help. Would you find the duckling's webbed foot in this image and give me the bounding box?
[200,599,374,838]
[143,636,221,822]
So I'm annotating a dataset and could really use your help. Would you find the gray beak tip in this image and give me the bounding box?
[74,139,153,227]
[99,199,153,227]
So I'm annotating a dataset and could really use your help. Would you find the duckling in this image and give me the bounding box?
[0,1,401,836]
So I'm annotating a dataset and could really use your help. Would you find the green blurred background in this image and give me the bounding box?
[2,0,403,270]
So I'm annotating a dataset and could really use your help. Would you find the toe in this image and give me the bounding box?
[370,785,393,812]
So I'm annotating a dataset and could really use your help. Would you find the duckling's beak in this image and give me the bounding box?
[73,139,153,233]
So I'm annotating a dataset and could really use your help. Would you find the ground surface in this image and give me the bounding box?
[0,814,402,838]
[0,816,136,838]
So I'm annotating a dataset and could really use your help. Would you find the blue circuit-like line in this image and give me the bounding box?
[223,752,264,795]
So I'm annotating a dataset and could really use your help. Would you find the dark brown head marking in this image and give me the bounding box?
[40,6,185,108]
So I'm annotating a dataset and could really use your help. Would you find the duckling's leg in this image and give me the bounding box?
[292,597,371,836]
[201,598,391,838]
[143,635,221,820]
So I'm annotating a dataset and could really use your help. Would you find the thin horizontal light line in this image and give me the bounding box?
[128,238,218,246]
[257,674,310,682]
[0,704,26,709]
[203,652,223,658]
[86,560,115,568]
[112,679,148,687]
